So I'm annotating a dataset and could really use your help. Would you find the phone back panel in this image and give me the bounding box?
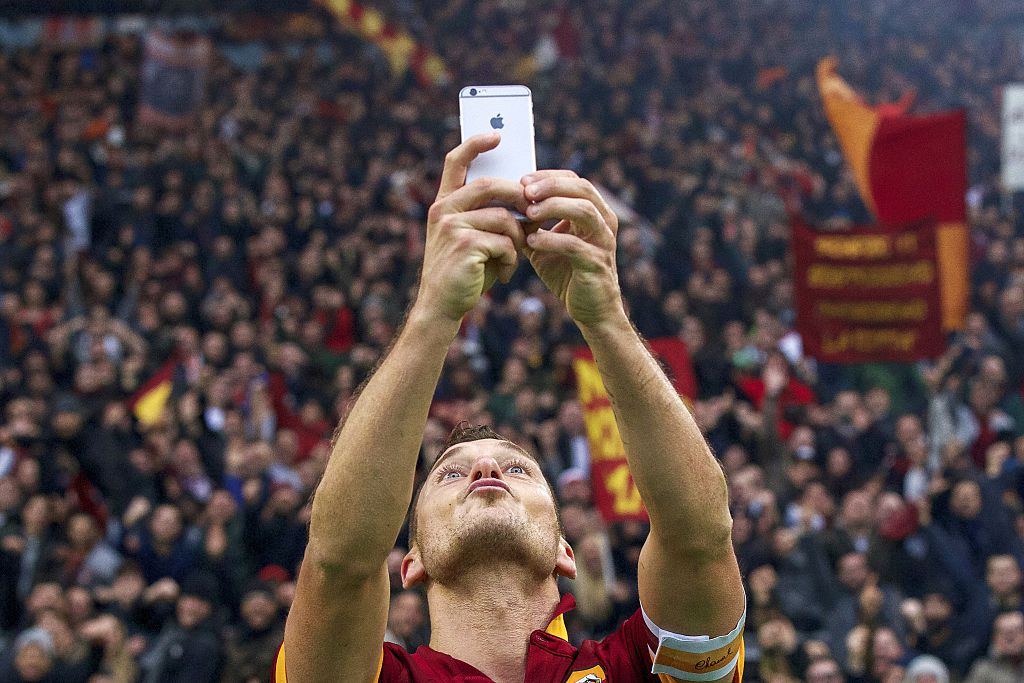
[459,85,536,183]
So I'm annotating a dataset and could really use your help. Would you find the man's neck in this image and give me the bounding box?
[427,563,561,683]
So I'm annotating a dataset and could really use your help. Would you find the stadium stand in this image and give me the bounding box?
[0,0,1023,680]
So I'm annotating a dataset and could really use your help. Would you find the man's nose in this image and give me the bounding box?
[469,457,502,481]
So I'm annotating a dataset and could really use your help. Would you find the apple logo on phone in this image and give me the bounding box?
[490,114,504,130]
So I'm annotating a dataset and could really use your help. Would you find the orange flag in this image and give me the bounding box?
[816,58,968,330]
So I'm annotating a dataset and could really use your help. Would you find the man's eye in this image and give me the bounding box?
[508,465,526,474]
[442,470,464,480]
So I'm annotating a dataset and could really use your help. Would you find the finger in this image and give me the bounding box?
[521,216,563,236]
[525,229,605,271]
[522,176,617,232]
[438,133,501,198]
[475,232,519,272]
[438,177,528,216]
[497,261,517,284]
[449,206,527,252]
[521,169,579,185]
[524,197,614,247]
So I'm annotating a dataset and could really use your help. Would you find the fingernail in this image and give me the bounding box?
[521,174,535,184]
[527,204,539,217]
[526,183,540,197]
[527,233,538,245]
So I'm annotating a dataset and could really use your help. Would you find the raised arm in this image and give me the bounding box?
[282,133,528,683]
[523,171,744,680]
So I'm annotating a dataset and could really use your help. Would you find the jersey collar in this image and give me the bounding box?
[544,592,576,641]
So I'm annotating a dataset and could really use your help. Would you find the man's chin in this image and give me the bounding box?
[457,505,527,540]
[421,512,557,584]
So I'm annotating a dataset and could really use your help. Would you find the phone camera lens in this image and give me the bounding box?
[469,88,478,96]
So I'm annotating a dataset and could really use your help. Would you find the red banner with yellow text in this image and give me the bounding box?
[793,221,944,363]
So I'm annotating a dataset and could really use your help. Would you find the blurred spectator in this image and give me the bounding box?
[902,586,987,678]
[1,626,57,683]
[903,654,949,683]
[5,495,62,602]
[220,581,283,683]
[965,610,1024,683]
[806,656,847,683]
[122,504,201,585]
[824,553,905,666]
[64,512,122,588]
[383,591,427,653]
[985,555,1024,624]
[756,613,805,681]
[137,571,222,683]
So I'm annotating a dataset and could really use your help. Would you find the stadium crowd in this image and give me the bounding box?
[1,0,1024,681]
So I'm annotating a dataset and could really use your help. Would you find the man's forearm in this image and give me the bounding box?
[580,312,732,552]
[308,305,459,574]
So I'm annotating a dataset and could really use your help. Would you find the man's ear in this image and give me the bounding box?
[554,537,576,580]
[401,547,428,588]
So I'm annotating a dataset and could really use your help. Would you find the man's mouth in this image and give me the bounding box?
[467,478,512,496]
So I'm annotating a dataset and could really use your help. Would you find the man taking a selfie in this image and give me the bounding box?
[273,133,746,683]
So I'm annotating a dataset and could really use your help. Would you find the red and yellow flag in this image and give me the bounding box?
[816,58,968,330]
[317,0,448,86]
[572,339,696,523]
[573,348,647,523]
[128,359,176,426]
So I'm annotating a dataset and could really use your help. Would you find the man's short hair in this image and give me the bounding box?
[432,422,509,465]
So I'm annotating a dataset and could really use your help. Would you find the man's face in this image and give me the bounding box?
[67,514,98,550]
[241,592,278,631]
[14,643,52,682]
[176,595,211,629]
[149,505,182,544]
[872,628,903,663]
[408,439,571,587]
[987,556,1022,597]
[388,592,424,639]
[950,480,982,520]
[993,612,1024,658]
[806,659,845,683]
[923,593,952,628]
[837,553,868,592]
[895,415,922,447]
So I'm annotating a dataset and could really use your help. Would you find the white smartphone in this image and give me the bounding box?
[459,85,536,184]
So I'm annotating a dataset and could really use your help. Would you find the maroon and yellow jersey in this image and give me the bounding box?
[272,593,744,682]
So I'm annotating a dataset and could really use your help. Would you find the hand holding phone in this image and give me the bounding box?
[460,85,536,219]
